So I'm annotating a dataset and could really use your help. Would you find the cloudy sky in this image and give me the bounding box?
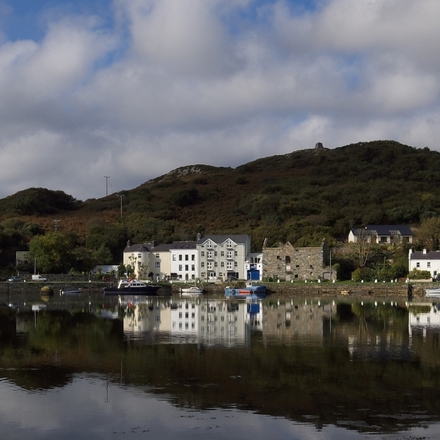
[1,0,439,201]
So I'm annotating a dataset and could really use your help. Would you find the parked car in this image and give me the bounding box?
[7,276,22,282]
[31,274,47,281]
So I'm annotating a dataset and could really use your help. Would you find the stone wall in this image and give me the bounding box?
[262,239,331,281]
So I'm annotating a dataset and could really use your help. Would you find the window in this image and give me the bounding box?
[227,262,233,270]
[191,265,195,271]
[201,251,204,257]
[185,265,188,271]
[172,255,176,261]
[179,255,182,261]
[179,265,182,271]
[226,251,233,259]
[207,251,213,259]
[191,254,195,261]
[428,262,431,268]
[207,262,213,270]
[185,255,189,261]
[416,262,420,268]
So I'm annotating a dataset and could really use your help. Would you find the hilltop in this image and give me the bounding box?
[0,140,439,270]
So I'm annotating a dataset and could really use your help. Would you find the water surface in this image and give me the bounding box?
[1,296,439,439]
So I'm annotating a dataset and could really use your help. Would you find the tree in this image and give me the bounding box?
[415,217,440,250]
[349,228,374,268]
[28,232,77,273]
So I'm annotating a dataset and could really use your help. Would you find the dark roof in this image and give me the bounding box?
[351,225,413,235]
[124,243,152,253]
[125,241,197,253]
[196,234,249,245]
[410,250,440,260]
[153,241,196,252]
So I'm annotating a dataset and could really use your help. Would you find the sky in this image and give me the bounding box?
[1,0,440,201]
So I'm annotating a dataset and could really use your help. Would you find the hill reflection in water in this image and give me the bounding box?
[1,297,440,439]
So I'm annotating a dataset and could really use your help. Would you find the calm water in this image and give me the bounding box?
[1,293,440,439]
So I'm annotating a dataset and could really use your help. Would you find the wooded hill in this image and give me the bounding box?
[0,140,439,271]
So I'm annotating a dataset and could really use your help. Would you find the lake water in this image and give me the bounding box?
[1,293,440,439]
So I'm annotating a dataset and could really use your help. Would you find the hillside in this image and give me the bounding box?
[1,140,440,268]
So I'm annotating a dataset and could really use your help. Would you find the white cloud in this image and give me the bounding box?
[0,0,440,200]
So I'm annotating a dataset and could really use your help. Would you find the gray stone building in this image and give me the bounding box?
[262,238,332,281]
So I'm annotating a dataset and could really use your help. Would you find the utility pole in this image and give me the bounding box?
[117,194,125,218]
[104,176,110,197]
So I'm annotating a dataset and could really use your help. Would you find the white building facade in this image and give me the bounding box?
[196,234,251,282]
[123,243,156,279]
[169,242,198,280]
[408,249,440,279]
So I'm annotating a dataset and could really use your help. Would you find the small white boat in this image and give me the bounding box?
[426,287,440,298]
[60,287,82,296]
[180,286,204,297]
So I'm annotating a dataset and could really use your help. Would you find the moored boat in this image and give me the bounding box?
[103,279,161,296]
[180,285,204,297]
[225,283,266,299]
[60,287,82,296]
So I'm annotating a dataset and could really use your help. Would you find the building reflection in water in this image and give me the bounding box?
[118,297,338,348]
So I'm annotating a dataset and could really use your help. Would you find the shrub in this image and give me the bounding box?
[407,268,431,280]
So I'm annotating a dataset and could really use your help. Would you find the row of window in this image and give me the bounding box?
[200,261,237,270]
[172,254,196,261]
[202,240,237,249]
[174,315,238,322]
[416,262,432,268]
[171,323,239,334]
[200,250,237,258]
[177,265,196,272]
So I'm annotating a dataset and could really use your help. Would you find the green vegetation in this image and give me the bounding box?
[1,140,440,276]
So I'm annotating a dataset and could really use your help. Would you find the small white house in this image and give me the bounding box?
[408,249,440,279]
[349,225,413,244]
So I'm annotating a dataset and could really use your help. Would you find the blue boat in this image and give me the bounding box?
[224,283,266,299]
